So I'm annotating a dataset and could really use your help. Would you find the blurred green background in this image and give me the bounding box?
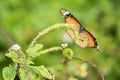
[0,0,120,80]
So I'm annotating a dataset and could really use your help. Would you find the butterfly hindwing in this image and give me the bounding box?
[78,30,97,48]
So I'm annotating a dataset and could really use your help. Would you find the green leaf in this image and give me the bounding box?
[19,66,40,80]
[6,49,19,63]
[2,65,16,80]
[38,65,52,79]
[63,48,73,60]
[24,58,34,65]
[19,68,30,80]
[6,48,25,63]
[26,44,43,58]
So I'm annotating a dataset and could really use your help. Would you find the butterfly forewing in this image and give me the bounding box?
[60,8,81,29]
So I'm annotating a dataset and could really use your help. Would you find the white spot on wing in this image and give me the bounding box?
[96,45,100,51]
[63,11,70,16]
[97,46,99,49]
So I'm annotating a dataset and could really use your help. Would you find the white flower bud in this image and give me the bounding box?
[12,44,21,51]
[61,43,68,48]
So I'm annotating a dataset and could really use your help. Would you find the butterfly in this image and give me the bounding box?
[59,8,99,51]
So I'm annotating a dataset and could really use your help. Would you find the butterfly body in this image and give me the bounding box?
[59,8,99,51]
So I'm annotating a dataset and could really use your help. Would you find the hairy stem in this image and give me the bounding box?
[36,46,62,57]
[29,23,76,48]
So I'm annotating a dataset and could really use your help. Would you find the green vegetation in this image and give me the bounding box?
[0,0,120,80]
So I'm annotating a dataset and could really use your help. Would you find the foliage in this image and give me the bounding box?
[3,44,53,80]
[0,0,120,80]
[2,24,82,80]
[3,65,16,80]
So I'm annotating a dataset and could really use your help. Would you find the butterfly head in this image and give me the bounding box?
[59,8,71,18]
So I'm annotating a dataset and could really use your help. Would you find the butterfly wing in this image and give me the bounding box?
[59,8,99,51]
[59,8,81,39]
[78,30,98,48]
[59,8,81,29]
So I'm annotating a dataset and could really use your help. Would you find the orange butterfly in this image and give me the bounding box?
[59,8,99,51]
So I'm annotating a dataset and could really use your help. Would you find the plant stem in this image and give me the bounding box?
[36,46,62,57]
[72,56,104,80]
[0,25,14,46]
[29,23,75,48]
